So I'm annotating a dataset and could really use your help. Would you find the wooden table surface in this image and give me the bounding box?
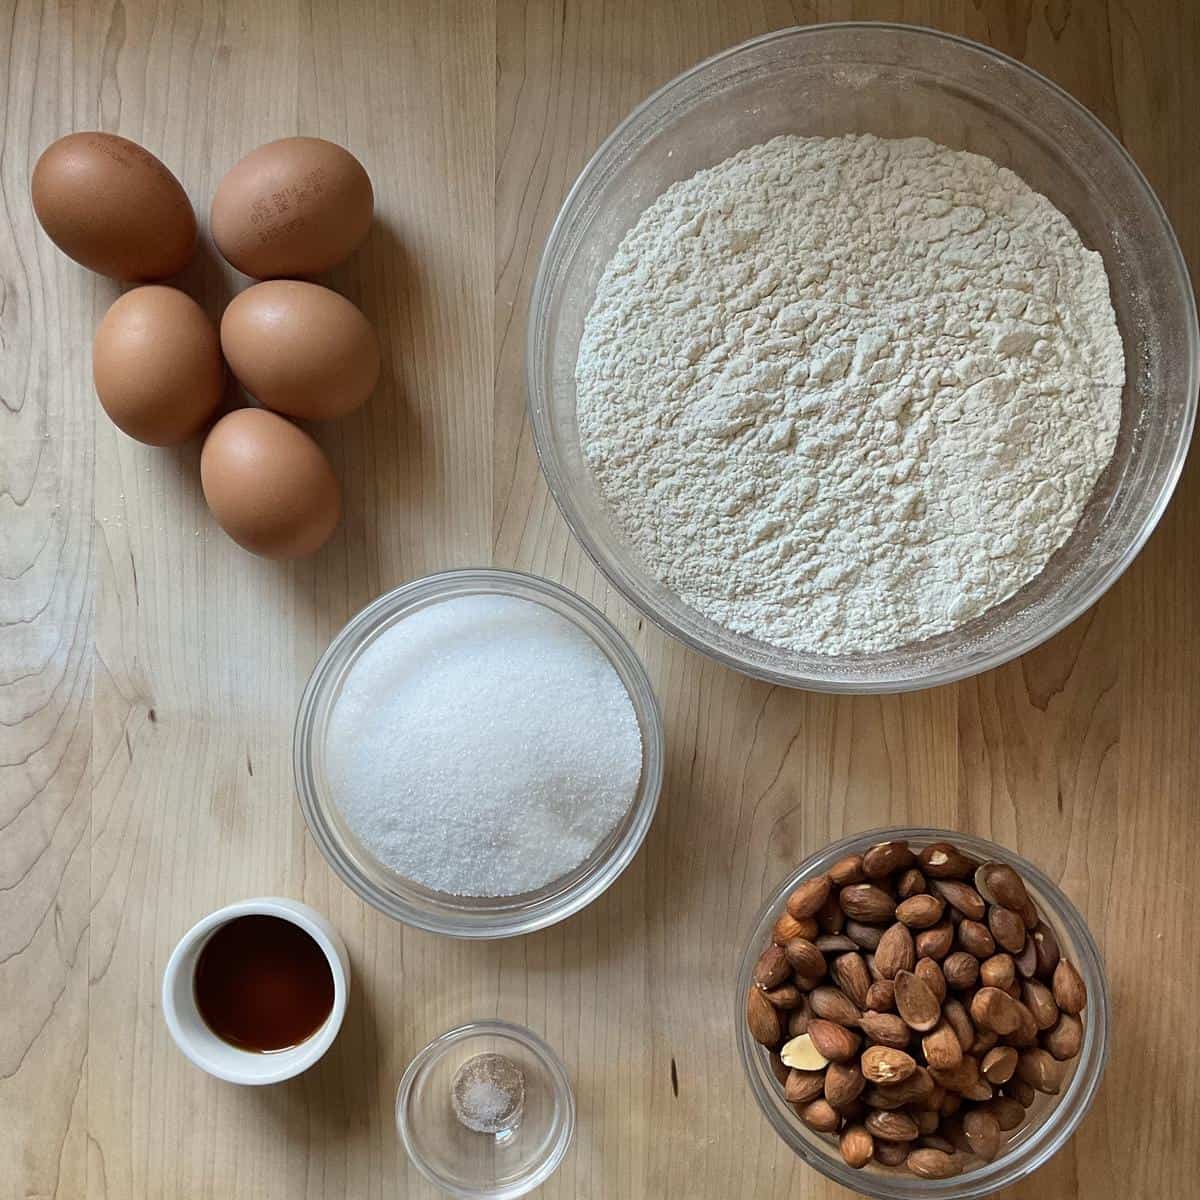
[3,2,1197,1197]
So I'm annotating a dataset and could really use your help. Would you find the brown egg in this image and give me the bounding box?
[220,281,380,420]
[210,137,373,278]
[31,132,196,280]
[92,287,223,445]
[200,409,341,559]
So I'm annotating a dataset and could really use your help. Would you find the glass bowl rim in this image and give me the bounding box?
[526,20,1199,694]
[293,567,664,939]
[394,1018,577,1200]
[733,825,1111,1197]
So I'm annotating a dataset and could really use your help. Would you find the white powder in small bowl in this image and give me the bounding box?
[324,593,643,897]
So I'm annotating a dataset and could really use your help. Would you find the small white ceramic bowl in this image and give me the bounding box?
[161,896,350,1085]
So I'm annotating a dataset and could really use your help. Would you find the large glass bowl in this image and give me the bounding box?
[293,569,663,938]
[734,828,1110,1198]
[527,22,1197,692]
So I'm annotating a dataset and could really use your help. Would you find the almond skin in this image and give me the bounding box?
[957,918,996,958]
[873,1138,908,1166]
[829,853,866,886]
[861,1045,917,1085]
[783,937,826,979]
[865,980,895,1012]
[862,840,915,879]
[785,1068,825,1104]
[989,905,1027,954]
[787,875,832,919]
[754,944,792,989]
[894,969,941,1032]
[860,1010,911,1049]
[915,921,954,960]
[906,1148,961,1179]
[932,879,987,920]
[773,912,818,945]
[831,952,872,1010]
[844,920,884,951]
[1031,922,1062,979]
[922,1020,963,1071]
[990,1095,1027,1129]
[975,862,1029,911]
[799,1098,841,1133]
[864,1066,934,1110]
[1021,978,1060,1025]
[1053,959,1087,1014]
[808,986,862,1028]
[964,1109,1002,1161]
[825,1061,866,1109]
[839,1123,874,1169]
[874,922,916,979]
[981,1045,1019,1084]
[896,893,946,929]
[1004,1078,1036,1108]
[914,957,947,1003]
[807,1018,861,1062]
[942,998,976,1053]
[866,1109,919,1141]
[920,842,974,879]
[815,934,858,953]
[942,951,980,990]
[1045,1012,1083,1060]
[897,868,927,899]
[787,1006,810,1038]
[747,986,781,1045]
[763,983,804,1010]
[838,883,896,924]
[980,952,1016,991]
[1017,1048,1063,1094]
[970,986,1024,1036]
[1014,935,1039,979]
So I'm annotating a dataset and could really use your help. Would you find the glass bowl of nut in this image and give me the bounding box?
[735,828,1109,1198]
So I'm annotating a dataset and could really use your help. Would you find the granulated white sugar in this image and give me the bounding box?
[325,593,643,897]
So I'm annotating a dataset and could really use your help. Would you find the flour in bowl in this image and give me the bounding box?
[576,134,1124,655]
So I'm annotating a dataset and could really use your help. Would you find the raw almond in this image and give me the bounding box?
[1022,979,1060,1027]
[942,998,975,1053]
[907,1148,960,1179]
[860,1010,911,1049]
[1045,1012,1083,1060]
[918,1132,953,1153]
[808,985,862,1028]
[838,883,896,924]
[970,1028,999,1057]
[981,1044,1019,1084]
[970,986,1023,1036]
[897,868,927,899]
[932,879,987,920]
[865,1109,919,1142]
[825,1061,866,1109]
[815,934,858,953]
[1014,935,1039,979]
[980,952,1016,991]
[783,937,826,979]
[894,969,941,1032]
[865,980,895,1012]
[895,893,946,929]
[807,1018,861,1063]
[864,1066,934,1110]
[874,922,916,979]
[839,1123,874,1168]
[786,875,832,919]
[915,921,954,960]
[1004,1078,1036,1108]
[957,918,996,958]
[768,1052,790,1086]
[862,839,915,878]
[817,892,845,935]
[975,862,1029,911]
[919,842,974,879]
[916,1110,941,1136]
[914,957,947,1003]
[1032,922,1061,979]
[861,1045,917,1085]
[785,1068,826,1104]
[989,1095,1027,1130]
[747,986,781,1046]
[787,1006,810,1038]
[963,1109,1002,1161]
[922,1020,963,1071]
[1053,959,1087,1014]
[831,952,872,1009]
[799,1098,841,1133]
[829,853,867,886]
[763,983,804,1010]
[773,911,818,945]
[780,1033,828,1071]
[873,1138,908,1166]
[1007,1000,1039,1048]
[1017,1048,1063,1094]
[989,905,1027,954]
[929,1054,984,1095]
[754,944,791,989]
[942,951,979,991]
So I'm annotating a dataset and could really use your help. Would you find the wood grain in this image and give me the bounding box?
[2,1,1198,1197]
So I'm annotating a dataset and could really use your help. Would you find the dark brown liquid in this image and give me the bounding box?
[194,915,334,1052]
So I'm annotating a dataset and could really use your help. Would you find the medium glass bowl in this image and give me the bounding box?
[734,828,1110,1198]
[527,22,1197,692]
[396,1020,575,1199]
[293,569,663,938]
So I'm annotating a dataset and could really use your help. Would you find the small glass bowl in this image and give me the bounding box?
[293,568,663,938]
[735,828,1110,1198]
[396,1020,575,1199]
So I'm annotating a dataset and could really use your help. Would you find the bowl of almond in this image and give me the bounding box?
[736,829,1108,1197]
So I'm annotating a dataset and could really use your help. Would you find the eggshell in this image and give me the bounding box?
[220,281,380,420]
[92,286,223,445]
[210,137,373,278]
[32,132,196,280]
[200,409,341,559]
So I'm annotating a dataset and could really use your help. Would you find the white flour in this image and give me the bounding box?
[577,134,1124,655]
